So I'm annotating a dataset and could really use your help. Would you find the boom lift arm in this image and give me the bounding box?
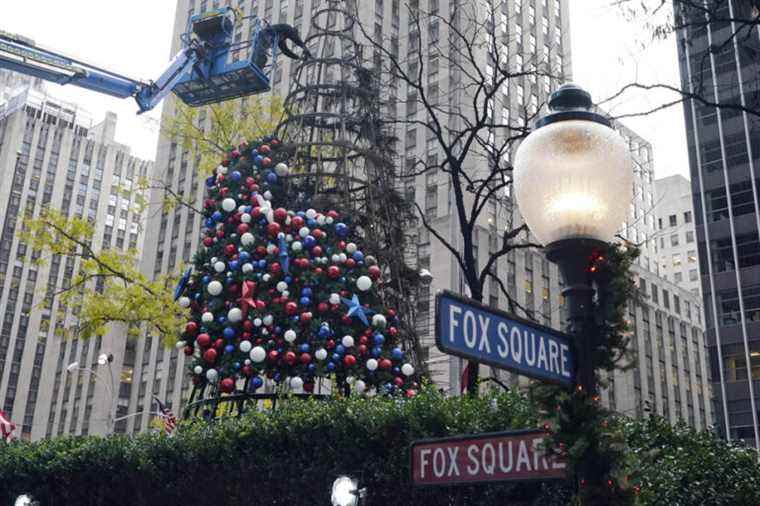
[0,8,308,114]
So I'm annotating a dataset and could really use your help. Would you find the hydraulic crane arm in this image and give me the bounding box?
[0,7,307,114]
[0,31,200,114]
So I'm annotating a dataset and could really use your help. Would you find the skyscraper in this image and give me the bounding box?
[0,87,152,440]
[654,174,702,295]
[675,0,760,446]
[133,0,710,434]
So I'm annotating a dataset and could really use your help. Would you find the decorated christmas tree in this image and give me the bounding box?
[175,137,419,398]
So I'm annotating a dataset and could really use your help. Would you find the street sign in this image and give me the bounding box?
[411,430,566,486]
[435,291,575,386]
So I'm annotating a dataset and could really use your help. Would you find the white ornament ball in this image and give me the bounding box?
[366,359,378,371]
[276,281,288,293]
[401,363,415,377]
[241,232,255,246]
[346,242,357,254]
[267,243,277,255]
[202,312,214,323]
[253,318,262,327]
[275,162,289,176]
[356,275,372,292]
[214,261,226,273]
[178,296,191,308]
[306,209,317,219]
[325,216,334,225]
[250,346,266,363]
[263,190,272,200]
[372,314,387,328]
[239,340,252,353]
[299,227,310,238]
[290,376,304,391]
[222,198,237,212]
[262,274,271,282]
[317,215,326,225]
[354,379,367,394]
[227,307,242,323]
[263,314,274,326]
[284,329,297,343]
[292,241,303,252]
[346,376,355,385]
[206,369,218,382]
[176,340,186,349]
[342,335,355,348]
[194,365,203,375]
[315,348,328,361]
[331,254,341,264]
[216,165,228,175]
[329,293,341,305]
[242,263,253,273]
[339,253,347,263]
[241,213,251,223]
[207,280,223,296]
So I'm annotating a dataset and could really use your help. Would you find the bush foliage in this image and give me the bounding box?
[1,389,758,505]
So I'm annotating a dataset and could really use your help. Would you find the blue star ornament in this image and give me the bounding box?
[278,235,290,274]
[174,267,193,301]
[341,293,375,326]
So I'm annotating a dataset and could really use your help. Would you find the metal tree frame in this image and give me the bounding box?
[185,0,425,420]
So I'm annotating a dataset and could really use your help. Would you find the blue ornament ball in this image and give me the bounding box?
[300,297,311,306]
[299,343,310,353]
[224,344,234,353]
[231,171,242,182]
[252,377,263,389]
[391,348,404,360]
[335,345,345,355]
[352,251,364,262]
[374,334,385,346]
[372,346,382,357]
[327,362,336,372]
[335,222,349,237]
[212,211,223,222]
[266,172,277,183]
[223,327,236,339]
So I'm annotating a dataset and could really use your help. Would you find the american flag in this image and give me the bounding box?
[153,396,178,436]
[0,409,16,442]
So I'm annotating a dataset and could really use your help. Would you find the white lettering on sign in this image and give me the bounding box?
[448,304,461,343]
[419,448,432,478]
[447,447,461,476]
[478,314,491,353]
[560,343,570,377]
[463,310,477,348]
[433,448,446,477]
[497,322,509,358]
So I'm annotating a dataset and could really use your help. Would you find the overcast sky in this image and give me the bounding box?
[1,1,688,180]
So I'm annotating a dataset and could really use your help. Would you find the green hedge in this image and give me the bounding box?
[1,389,759,505]
[0,389,570,505]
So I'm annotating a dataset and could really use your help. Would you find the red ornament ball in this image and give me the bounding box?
[368,265,382,279]
[405,389,417,398]
[203,348,217,363]
[268,350,279,362]
[260,144,271,154]
[285,351,297,365]
[184,345,194,356]
[300,353,312,364]
[318,302,329,313]
[379,358,392,370]
[327,266,341,279]
[274,207,288,222]
[237,223,250,234]
[285,301,298,315]
[225,244,237,256]
[196,333,211,348]
[220,377,235,393]
[267,223,281,236]
[185,321,199,335]
[343,354,357,367]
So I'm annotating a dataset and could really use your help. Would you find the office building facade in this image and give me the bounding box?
[654,174,702,295]
[0,88,152,440]
[675,0,760,446]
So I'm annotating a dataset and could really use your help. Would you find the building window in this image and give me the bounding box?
[672,253,681,266]
[689,269,698,282]
[686,230,694,243]
[670,234,679,247]
[724,353,760,382]
[687,250,697,263]
[669,214,677,227]
[675,272,683,283]
[684,211,692,223]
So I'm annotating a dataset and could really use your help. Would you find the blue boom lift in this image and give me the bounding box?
[0,7,298,113]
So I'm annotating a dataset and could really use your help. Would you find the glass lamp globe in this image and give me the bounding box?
[513,84,632,246]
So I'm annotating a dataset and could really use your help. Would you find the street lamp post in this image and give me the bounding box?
[513,83,632,396]
[66,353,116,434]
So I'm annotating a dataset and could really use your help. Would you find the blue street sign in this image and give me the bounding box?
[436,291,575,386]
